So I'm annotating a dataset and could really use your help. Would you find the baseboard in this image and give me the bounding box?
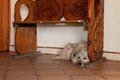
[9,45,120,61]
[37,47,62,54]
[9,45,63,54]
[9,45,15,51]
[104,51,120,54]
[103,51,120,61]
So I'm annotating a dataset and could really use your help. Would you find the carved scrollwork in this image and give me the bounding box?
[34,0,63,21]
[63,0,88,20]
[14,0,34,22]
[94,0,101,17]
[88,0,104,62]
[14,0,104,61]
[93,16,104,60]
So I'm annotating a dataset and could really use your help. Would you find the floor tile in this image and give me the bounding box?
[32,59,55,64]
[7,69,35,76]
[6,75,37,80]
[8,64,33,70]
[0,69,7,76]
[34,64,59,70]
[71,75,105,80]
[9,58,31,65]
[38,75,71,80]
[0,65,8,70]
[91,69,120,75]
[64,68,94,75]
[104,75,120,80]
[0,76,4,80]
[59,64,80,70]
[36,69,65,75]
[0,52,120,80]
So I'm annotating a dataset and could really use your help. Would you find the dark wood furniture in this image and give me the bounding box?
[13,0,104,62]
[0,0,10,51]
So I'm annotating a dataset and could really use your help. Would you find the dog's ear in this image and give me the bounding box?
[67,47,73,53]
[71,43,77,47]
[70,52,76,59]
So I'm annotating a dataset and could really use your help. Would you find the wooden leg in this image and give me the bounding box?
[15,27,37,55]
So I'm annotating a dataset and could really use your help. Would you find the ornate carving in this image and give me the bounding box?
[88,0,104,62]
[94,0,101,17]
[20,4,29,21]
[34,0,63,21]
[93,15,104,60]
[63,0,88,20]
[14,0,34,22]
[14,0,37,54]
[14,0,104,62]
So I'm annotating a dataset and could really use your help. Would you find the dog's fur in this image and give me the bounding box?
[53,41,89,67]
[53,43,74,60]
[70,41,87,59]
[71,47,89,67]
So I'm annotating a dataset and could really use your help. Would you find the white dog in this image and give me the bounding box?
[71,47,90,67]
[53,43,74,60]
[53,41,89,64]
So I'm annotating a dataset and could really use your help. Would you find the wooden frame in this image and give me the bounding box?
[0,0,10,51]
[13,0,104,62]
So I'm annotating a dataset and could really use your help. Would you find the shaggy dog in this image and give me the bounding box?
[71,47,90,67]
[53,41,90,67]
[53,43,75,60]
[71,41,87,57]
[70,41,90,66]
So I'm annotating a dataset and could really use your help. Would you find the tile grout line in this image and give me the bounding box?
[54,60,73,80]
[62,69,73,80]
[101,75,107,80]
[89,69,108,80]
[69,75,73,80]
[3,56,10,80]
[30,59,39,80]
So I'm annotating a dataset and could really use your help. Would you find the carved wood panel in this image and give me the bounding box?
[34,0,63,21]
[94,0,101,17]
[93,15,104,60]
[88,0,104,62]
[15,0,37,54]
[15,27,37,54]
[63,0,88,20]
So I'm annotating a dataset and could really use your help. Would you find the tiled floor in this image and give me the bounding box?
[0,52,120,80]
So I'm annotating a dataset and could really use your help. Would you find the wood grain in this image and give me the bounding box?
[88,0,104,62]
[34,0,63,21]
[0,0,10,51]
[14,0,37,54]
[63,0,88,20]
[14,0,104,62]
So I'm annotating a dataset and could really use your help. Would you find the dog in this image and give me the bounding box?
[71,41,87,55]
[53,43,75,60]
[71,41,90,67]
[53,41,89,67]
[53,41,87,60]
[71,47,90,67]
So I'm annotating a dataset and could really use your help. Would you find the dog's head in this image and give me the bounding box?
[71,48,89,67]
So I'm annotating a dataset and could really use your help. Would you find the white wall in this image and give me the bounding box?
[10,0,120,54]
[10,0,87,49]
[37,24,87,47]
[104,0,120,52]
